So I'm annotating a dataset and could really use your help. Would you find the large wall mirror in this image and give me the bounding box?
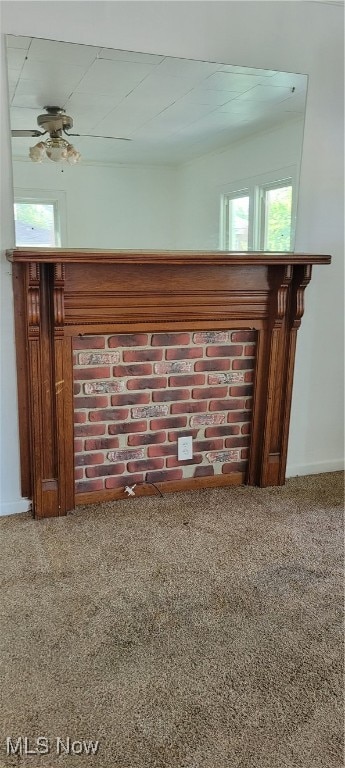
[6,35,308,251]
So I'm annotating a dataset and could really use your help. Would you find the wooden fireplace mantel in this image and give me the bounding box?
[7,248,331,519]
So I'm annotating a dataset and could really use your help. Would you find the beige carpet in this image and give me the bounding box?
[0,472,343,768]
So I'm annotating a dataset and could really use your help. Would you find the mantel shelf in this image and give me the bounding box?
[7,248,331,266]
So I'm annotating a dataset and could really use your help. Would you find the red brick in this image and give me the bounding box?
[241,448,249,459]
[127,377,167,391]
[128,431,166,446]
[168,430,199,443]
[73,336,105,350]
[113,363,152,377]
[74,366,110,381]
[86,463,125,478]
[227,411,251,423]
[232,359,255,370]
[241,423,251,435]
[171,401,208,415]
[193,331,229,344]
[195,359,230,372]
[166,455,203,468]
[146,469,183,483]
[205,425,241,437]
[78,351,120,365]
[147,445,177,458]
[153,389,190,403]
[192,386,228,400]
[166,347,203,360]
[123,348,163,362]
[190,413,226,427]
[244,371,254,383]
[76,479,104,493]
[74,412,86,424]
[194,466,215,477]
[108,448,144,462]
[74,424,106,437]
[74,383,81,395]
[128,459,164,473]
[132,405,169,419]
[89,408,129,422]
[84,437,119,451]
[222,462,248,474]
[231,331,256,342]
[245,398,253,409]
[150,416,187,431]
[74,439,83,453]
[245,345,256,356]
[75,452,104,467]
[154,361,193,374]
[74,396,109,409]
[108,334,148,347]
[206,449,241,464]
[225,436,250,449]
[229,386,253,397]
[209,399,245,411]
[152,332,190,346]
[207,345,243,357]
[111,393,150,406]
[108,421,147,435]
[85,381,125,395]
[194,439,224,452]
[169,374,205,387]
[105,474,144,489]
[75,468,84,481]
[208,372,244,385]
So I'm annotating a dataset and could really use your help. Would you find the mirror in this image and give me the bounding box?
[6,35,308,251]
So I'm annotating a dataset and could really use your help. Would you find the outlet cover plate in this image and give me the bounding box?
[177,435,193,461]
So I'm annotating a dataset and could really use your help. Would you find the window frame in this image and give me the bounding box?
[220,166,297,252]
[14,188,67,247]
[258,178,294,251]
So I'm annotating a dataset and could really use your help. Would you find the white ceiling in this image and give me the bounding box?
[7,35,308,165]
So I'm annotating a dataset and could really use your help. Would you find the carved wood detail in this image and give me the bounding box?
[8,249,330,518]
[53,263,65,335]
[27,262,40,337]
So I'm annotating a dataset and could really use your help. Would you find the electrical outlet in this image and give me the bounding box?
[177,436,193,461]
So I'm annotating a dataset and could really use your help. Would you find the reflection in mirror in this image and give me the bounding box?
[6,35,308,251]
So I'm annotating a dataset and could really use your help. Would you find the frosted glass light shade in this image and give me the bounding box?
[29,137,81,165]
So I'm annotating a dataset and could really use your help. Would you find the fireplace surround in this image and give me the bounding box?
[7,248,330,518]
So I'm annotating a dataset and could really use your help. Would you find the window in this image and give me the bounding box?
[259,182,293,251]
[14,201,59,246]
[221,176,294,252]
[223,192,251,251]
[14,189,66,247]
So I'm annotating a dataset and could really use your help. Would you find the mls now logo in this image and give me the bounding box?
[6,736,100,756]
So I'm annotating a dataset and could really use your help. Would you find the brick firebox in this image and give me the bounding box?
[73,330,257,494]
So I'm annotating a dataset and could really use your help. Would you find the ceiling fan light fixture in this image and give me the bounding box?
[29,136,81,165]
[29,141,46,163]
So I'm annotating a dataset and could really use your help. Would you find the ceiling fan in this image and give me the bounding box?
[11,106,132,165]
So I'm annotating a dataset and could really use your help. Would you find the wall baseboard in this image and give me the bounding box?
[0,498,31,516]
[286,459,344,478]
[0,462,343,517]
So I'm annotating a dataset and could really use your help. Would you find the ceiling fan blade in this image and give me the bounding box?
[11,129,44,138]
[66,132,132,141]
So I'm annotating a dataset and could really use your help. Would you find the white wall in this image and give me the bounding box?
[175,118,304,249]
[13,160,177,249]
[1,1,344,514]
